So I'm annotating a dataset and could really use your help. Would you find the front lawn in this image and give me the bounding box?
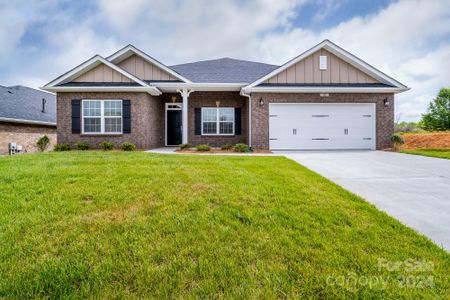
[401,148,450,160]
[0,152,448,298]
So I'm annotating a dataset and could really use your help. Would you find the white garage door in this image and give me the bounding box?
[269,103,376,150]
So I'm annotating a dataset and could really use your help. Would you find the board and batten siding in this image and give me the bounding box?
[265,49,379,85]
[117,54,178,81]
[72,64,132,83]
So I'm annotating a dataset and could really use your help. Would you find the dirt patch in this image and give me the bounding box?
[401,132,450,149]
[176,149,272,154]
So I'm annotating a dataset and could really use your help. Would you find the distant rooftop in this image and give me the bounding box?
[0,85,56,125]
[170,57,279,83]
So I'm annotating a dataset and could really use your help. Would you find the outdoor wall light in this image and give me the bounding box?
[216,101,220,107]
[171,96,177,103]
[384,98,390,107]
[259,97,264,107]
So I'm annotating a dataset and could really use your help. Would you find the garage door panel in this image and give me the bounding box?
[269,103,375,150]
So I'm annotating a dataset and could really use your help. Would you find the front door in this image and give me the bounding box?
[166,105,182,146]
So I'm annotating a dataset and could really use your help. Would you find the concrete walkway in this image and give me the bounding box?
[281,151,450,251]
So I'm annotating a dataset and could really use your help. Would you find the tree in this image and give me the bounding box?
[420,88,450,131]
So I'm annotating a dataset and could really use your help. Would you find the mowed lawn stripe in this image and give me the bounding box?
[0,152,448,298]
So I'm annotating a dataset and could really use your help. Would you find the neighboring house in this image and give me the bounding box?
[0,85,56,155]
[42,40,408,151]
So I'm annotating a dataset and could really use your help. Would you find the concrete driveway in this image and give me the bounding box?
[281,151,450,251]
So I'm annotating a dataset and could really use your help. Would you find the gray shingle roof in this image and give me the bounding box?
[0,85,56,125]
[169,58,279,83]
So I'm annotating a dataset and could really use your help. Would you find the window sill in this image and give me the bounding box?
[80,133,123,137]
[201,134,235,137]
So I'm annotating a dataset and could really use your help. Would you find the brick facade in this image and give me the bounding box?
[250,93,394,150]
[57,92,164,149]
[57,91,248,149]
[0,122,56,155]
[56,91,393,151]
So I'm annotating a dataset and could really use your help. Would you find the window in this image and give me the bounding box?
[201,108,234,135]
[82,100,122,134]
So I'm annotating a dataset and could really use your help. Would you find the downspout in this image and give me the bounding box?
[240,88,252,149]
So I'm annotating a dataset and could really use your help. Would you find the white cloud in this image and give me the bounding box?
[256,0,450,121]
[0,0,449,121]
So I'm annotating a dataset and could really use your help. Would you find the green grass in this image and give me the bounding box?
[0,152,448,298]
[401,148,450,159]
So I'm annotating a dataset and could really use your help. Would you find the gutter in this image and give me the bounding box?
[155,82,245,92]
[0,117,56,127]
[243,87,410,94]
[240,89,252,148]
[40,86,162,96]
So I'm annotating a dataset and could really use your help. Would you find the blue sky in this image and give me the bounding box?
[1,0,449,121]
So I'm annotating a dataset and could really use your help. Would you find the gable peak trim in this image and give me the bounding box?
[107,44,192,83]
[245,39,408,91]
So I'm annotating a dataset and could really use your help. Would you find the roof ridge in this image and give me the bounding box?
[170,57,279,67]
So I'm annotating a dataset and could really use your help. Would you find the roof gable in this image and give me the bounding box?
[71,63,132,83]
[107,45,191,83]
[265,48,379,85]
[246,40,408,90]
[117,54,180,82]
[43,55,149,87]
[41,55,162,96]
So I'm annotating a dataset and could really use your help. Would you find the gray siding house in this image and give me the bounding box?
[0,85,56,155]
[42,40,408,150]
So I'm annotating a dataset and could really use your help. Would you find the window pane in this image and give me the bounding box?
[219,122,233,134]
[104,100,122,116]
[105,117,122,133]
[84,118,101,133]
[202,122,217,134]
[219,108,234,122]
[83,101,101,117]
[202,108,217,122]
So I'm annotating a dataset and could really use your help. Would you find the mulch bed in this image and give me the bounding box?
[175,149,272,154]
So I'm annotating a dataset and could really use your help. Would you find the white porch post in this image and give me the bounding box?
[177,89,193,144]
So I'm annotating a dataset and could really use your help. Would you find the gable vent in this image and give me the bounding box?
[319,55,328,70]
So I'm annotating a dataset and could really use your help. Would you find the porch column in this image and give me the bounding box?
[177,89,193,144]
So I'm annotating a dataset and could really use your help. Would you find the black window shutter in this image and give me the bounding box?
[235,107,242,135]
[71,99,81,134]
[123,100,131,133]
[195,108,201,135]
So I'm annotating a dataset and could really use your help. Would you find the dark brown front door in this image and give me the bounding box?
[167,110,182,145]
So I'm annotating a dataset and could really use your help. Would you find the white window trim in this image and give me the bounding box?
[81,99,123,135]
[201,107,235,136]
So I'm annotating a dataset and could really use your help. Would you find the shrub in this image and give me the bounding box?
[99,141,115,151]
[196,144,211,151]
[180,143,193,150]
[36,135,50,152]
[390,133,404,151]
[54,143,70,151]
[234,143,249,152]
[121,142,136,151]
[76,142,90,151]
[221,144,234,150]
